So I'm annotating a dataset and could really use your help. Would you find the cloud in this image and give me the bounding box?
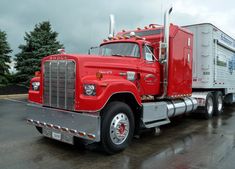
[173,0,235,35]
[1,0,235,60]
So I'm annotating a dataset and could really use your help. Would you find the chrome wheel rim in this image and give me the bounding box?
[207,97,213,115]
[218,95,223,112]
[110,113,130,145]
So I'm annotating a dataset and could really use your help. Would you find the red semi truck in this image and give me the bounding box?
[27,7,235,154]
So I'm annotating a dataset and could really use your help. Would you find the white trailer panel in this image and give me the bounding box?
[184,23,235,94]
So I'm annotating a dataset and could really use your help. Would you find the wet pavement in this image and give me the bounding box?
[1,98,235,169]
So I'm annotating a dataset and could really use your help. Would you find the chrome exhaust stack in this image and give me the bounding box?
[163,6,173,54]
[108,14,115,39]
[159,6,173,98]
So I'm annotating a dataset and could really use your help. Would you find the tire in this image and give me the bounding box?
[213,91,224,116]
[101,101,135,154]
[36,126,42,134]
[204,92,214,119]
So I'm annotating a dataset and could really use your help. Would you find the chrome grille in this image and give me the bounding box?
[43,60,75,110]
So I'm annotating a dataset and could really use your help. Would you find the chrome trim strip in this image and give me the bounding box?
[49,62,52,106]
[57,61,59,107]
[65,60,68,109]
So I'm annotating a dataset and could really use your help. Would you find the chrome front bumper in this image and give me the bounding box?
[26,103,101,142]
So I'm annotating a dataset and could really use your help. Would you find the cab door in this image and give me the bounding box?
[137,45,160,95]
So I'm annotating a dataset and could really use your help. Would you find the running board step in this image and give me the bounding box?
[144,118,170,128]
[142,102,170,128]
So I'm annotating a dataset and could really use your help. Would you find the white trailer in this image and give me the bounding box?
[183,23,235,118]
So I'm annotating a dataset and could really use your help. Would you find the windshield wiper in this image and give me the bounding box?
[111,54,124,57]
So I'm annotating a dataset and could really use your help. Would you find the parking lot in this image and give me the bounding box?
[1,97,235,169]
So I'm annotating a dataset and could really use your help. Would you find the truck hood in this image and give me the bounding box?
[76,54,139,78]
[42,53,140,80]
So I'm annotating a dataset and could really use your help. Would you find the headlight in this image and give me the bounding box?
[32,82,40,91]
[83,84,96,96]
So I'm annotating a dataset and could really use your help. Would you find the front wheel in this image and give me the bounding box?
[101,101,135,154]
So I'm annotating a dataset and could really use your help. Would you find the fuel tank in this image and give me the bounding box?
[142,97,198,128]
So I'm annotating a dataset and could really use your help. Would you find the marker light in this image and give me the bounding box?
[130,32,136,37]
[58,49,66,54]
[96,72,103,80]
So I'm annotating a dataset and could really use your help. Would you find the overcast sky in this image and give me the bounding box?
[1,0,235,61]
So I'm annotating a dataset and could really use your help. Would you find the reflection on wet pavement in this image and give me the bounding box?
[1,99,235,169]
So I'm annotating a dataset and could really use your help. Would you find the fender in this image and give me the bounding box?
[76,77,142,112]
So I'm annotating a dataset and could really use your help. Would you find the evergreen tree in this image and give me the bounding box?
[15,21,64,85]
[0,30,12,85]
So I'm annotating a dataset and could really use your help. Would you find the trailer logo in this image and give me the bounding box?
[221,34,235,48]
[228,55,235,74]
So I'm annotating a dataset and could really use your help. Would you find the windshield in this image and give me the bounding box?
[99,43,140,58]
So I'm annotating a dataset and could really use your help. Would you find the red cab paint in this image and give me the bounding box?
[28,24,192,111]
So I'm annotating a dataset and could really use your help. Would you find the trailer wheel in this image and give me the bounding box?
[204,93,214,119]
[101,101,134,154]
[213,91,224,116]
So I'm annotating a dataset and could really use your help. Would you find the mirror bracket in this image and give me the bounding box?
[159,42,167,64]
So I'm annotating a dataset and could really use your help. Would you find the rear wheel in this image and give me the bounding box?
[213,91,224,116]
[101,101,134,154]
[204,93,214,119]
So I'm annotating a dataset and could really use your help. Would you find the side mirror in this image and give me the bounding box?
[144,44,157,62]
[88,46,99,55]
[159,42,167,64]
[35,71,41,77]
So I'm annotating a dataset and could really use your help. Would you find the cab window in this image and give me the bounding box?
[143,45,154,62]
